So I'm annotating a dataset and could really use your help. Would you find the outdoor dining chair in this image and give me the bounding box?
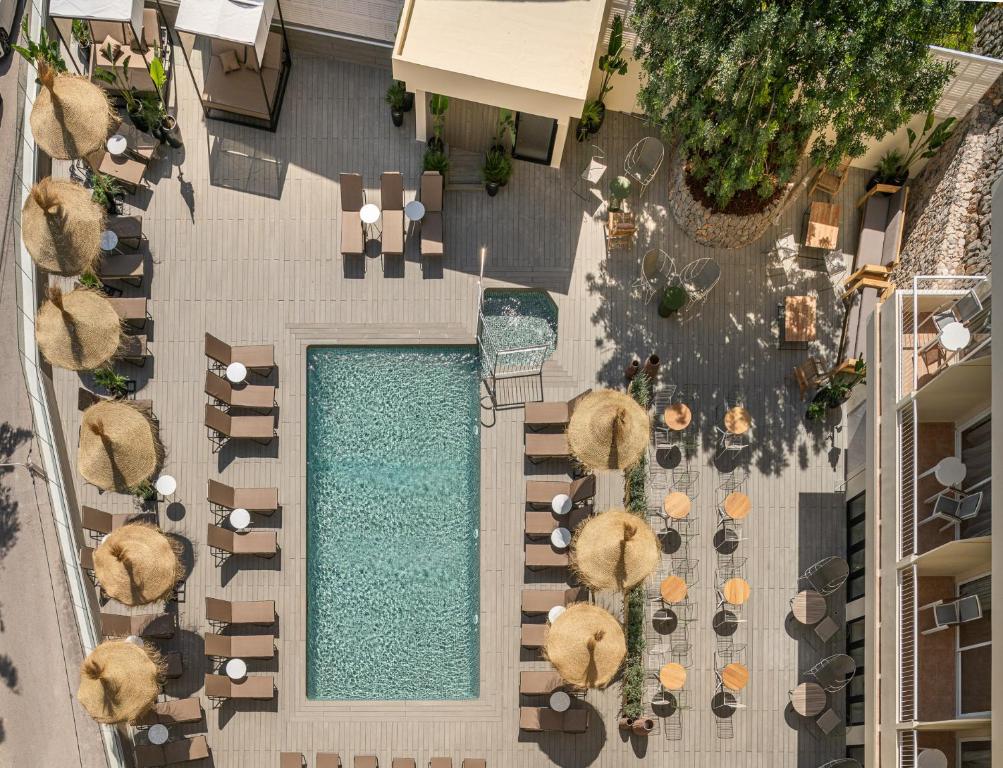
[624,136,665,197]
[633,249,675,303]
[922,489,983,531]
[930,288,983,332]
[817,760,861,768]
[766,235,803,286]
[671,468,700,498]
[715,426,751,458]
[924,594,982,633]
[679,257,722,306]
[716,468,748,492]
[808,653,857,693]
[800,556,850,596]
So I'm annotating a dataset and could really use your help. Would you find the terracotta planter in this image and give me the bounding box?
[624,359,641,382]
[631,717,655,735]
[618,716,635,731]
[642,354,660,381]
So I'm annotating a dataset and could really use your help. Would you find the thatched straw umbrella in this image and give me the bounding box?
[78,400,163,493]
[35,286,122,371]
[567,389,650,471]
[30,60,115,160]
[22,177,104,275]
[93,522,182,605]
[77,639,163,723]
[571,509,660,592]
[543,603,626,689]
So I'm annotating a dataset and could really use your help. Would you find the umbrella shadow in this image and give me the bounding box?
[161,628,205,699]
[220,551,282,588]
[519,698,605,766]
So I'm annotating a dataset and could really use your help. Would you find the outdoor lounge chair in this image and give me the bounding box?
[100,611,176,639]
[205,371,276,411]
[429,759,452,768]
[134,735,210,768]
[520,670,565,695]
[77,387,153,415]
[679,257,721,306]
[280,754,305,768]
[355,758,379,768]
[519,706,589,733]
[800,556,849,596]
[205,404,275,449]
[924,594,982,633]
[97,252,145,286]
[420,171,444,258]
[317,755,344,768]
[624,137,664,197]
[521,586,588,615]
[205,596,275,626]
[525,508,590,539]
[808,653,857,693]
[853,184,908,275]
[163,652,183,678]
[526,474,596,508]
[80,545,96,581]
[381,171,405,256]
[207,524,277,561]
[461,761,486,768]
[207,479,279,514]
[105,215,144,249]
[524,433,571,463]
[525,543,569,570]
[520,622,547,648]
[133,697,203,726]
[81,505,134,537]
[391,760,415,768]
[107,296,148,329]
[120,334,149,366]
[792,357,827,400]
[340,172,365,256]
[204,333,275,373]
[204,632,275,659]
[204,673,275,704]
[929,289,984,333]
[524,389,592,430]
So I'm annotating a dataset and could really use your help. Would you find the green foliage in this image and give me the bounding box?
[598,15,629,102]
[933,3,986,52]
[577,99,603,139]
[12,18,67,73]
[131,480,157,502]
[93,367,129,398]
[94,43,139,112]
[481,147,512,186]
[71,19,92,46]
[495,108,516,148]
[78,271,103,290]
[628,371,652,408]
[875,149,906,182]
[806,358,866,421]
[659,285,688,316]
[429,93,449,143]
[149,55,167,102]
[423,149,450,176]
[631,0,974,209]
[609,175,631,210]
[90,172,123,209]
[386,80,407,110]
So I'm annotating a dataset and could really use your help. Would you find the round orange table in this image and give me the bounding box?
[660,575,688,603]
[659,662,687,690]
[722,492,751,520]
[663,404,692,431]
[662,491,691,520]
[724,407,752,435]
[722,578,751,606]
[721,663,749,692]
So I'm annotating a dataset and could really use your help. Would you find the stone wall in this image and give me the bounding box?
[894,8,1003,280]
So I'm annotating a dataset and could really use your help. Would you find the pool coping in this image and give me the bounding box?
[283,323,504,721]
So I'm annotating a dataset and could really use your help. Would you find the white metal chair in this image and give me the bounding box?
[800,556,849,596]
[716,468,748,492]
[715,426,750,457]
[633,249,675,304]
[808,653,857,693]
[766,235,803,286]
[679,257,722,306]
[624,137,665,197]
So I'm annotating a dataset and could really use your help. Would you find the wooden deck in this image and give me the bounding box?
[50,51,862,768]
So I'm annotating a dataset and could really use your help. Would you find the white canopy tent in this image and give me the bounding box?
[171,0,291,130]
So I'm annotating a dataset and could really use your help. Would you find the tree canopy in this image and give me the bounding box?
[631,0,979,210]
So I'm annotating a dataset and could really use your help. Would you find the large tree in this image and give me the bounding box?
[631,0,979,210]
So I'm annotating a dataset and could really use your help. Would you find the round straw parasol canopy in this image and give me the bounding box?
[30,60,115,160]
[22,177,104,275]
[93,522,182,605]
[543,602,626,689]
[78,400,163,493]
[571,508,660,592]
[35,286,122,371]
[77,640,162,723]
[567,389,650,471]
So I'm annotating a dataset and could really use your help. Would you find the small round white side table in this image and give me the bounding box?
[229,508,251,531]
[100,229,119,252]
[551,494,572,516]
[225,658,247,680]
[404,200,426,222]
[226,362,248,383]
[934,456,967,488]
[939,321,972,351]
[548,605,566,624]
[550,527,572,550]
[155,474,177,498]
[147,724,169,745]
[549,690,571,712]
[106,134,128,156]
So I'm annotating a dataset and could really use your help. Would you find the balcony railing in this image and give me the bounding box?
[898,398,917,559]
[899,566,917,722]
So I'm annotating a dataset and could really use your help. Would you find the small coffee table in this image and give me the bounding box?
[805,201,841,249]
[724,407,752,435]
[784,295,817,345]
[226,362,248,384]
[659,662,686,690]
[722,492,751,520]
[549,690,571,712]
[792,589,826,626]
[722,578,750,606]
[660,575,687,604]
[663,403,692,431]
[100,229,119,252]
[551,494,572,516]
[229,508,251,531]
[790,682,825,716]
[550,527,572,550]
[662,491,691,520]
[155,474,177,498]
[404,200,426,222]
[548,605,566,624]
[225,658,247,681]
[939,321,971,352]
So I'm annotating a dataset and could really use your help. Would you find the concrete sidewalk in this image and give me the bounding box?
[0,48,106,768]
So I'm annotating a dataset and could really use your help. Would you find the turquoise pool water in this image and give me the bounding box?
[306,346,480,700]
[479,289,558,377]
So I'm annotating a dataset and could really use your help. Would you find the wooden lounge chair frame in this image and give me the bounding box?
[204,332,275,373]
[206,524,278,565]
[207,479,279,515]
[205,404,275,452]
[203,673,275,708]
[205,596,276,628]
[205,370,276,412]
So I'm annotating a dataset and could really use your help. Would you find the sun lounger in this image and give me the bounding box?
[521,586,588,615]
[317,754,344,768]
[81,505,133,536]
[163,651,183,679]
[525,543,569,569]
[429,759,452,768]
[525,389,591,430]
[204,673,275,702]
[340,172,365,256]
[205,371,276,410]
[355,758,378,768]
[205,596,275,626]
[79,545,96,574]
[101,611,176,639]
[519,706,588,733]
[106,214,144,249]
[525,433,570,463]
[204,333,275,372]
[280,753,305,768]
[420,171,444,258]
[134,735,210,768]
[133,697,203,726]
[97,251,145,285]
[204,632,275,659]
[520,671,565,695]
[205,404,275,448]
[99,151,148,194]
[520,623,548,648]
[391,760,415,768]
[461,760,486,768]
[526,474,595,508]
[107,296,148,328]
[77,387,152,414]
[381,172,405,256]
[525,508,590,539]
[207,479,279,514]
[207,524,277,559]
[120,334,149,366]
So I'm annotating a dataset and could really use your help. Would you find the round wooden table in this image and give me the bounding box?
[790,682,825,716]
[721,663,749,692]
[722,492,751,520]
[722,578,750,606]
[724,407,752,435]
[791,590,826,626]
[663,491,691,520]
[663,403,692,431]
[660,575,688,604]
[659,662,687,690]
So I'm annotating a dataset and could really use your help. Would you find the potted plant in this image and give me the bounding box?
[869,111,957,188]
[423,148,450,178]
[93,366,130,398]
[90,172,124,214]
[427,92,449,151]
[592,15,628,131]
[386,80,407,127]
[93,48,148,131]
[146,54,182,148]
[493,108,516,153]
[71,19,92,61]
[658,285,688,317]
[608,175,631,211]
[131,479,158,508]
[576,100,602,142]
[482,147,512,196]
[805,358,866,421]
[78,271,104,291]
[11,18,68,76]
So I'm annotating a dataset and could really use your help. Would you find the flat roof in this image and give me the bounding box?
[397,0,606,101]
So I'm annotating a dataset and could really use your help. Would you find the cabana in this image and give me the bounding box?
[49,0,169,92]
[172,0,291,130]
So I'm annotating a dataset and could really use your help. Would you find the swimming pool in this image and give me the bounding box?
[306,346,480,700]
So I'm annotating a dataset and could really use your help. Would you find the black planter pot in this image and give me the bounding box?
[402,92,414,112]
[161,115,183,149]
[127,106,149,133]
[486,182,500,197]
[576,123,590,143]
[391,108,404,127]
[866,170,908,191]
[427,136,444,152]
[78,43,91,62]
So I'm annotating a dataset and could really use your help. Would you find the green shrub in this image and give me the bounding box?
[423,149,449,176]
